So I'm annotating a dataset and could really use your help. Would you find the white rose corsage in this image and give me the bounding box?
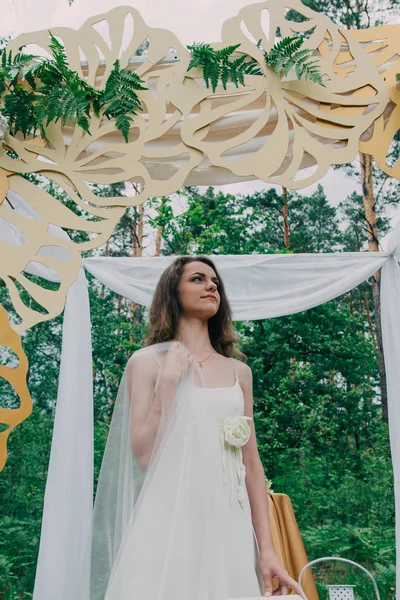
[221,415,252,447]
[0,113,10,147]
[216,415,252,513]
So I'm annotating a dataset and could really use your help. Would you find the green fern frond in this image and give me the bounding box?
[187,41,263,92]
[268,36,303,59]
[47,30,69,72]
[230,55,247,70]
[210,61,220,92]
[283,58,295,77]
[263,35,325,87]
[0,49,38,88]
[187,55,200,71]
[3,86,38,138]
[216,44,241,59]
[230,65,238,87]
[221,64,229,89]
[100,59,147,136]
[244,61,264,76]
[290,47,314,62]
[115,113,134,142]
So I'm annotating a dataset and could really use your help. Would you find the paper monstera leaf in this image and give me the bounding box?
[349,25,400,180]
[0,172,124,331]
[180,0,390,189]
[0,304,32,471]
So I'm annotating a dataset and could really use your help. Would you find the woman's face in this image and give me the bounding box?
[177,261,221,318]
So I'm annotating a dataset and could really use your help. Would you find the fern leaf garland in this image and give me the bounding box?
[186,36,323,92]
[186,42,263,93]
[0,28,325,144]
[0,31,148,142]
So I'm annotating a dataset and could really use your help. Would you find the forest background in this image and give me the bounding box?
[1,0,400,598]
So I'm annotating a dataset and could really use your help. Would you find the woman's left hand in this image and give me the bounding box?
[259,550,306,598]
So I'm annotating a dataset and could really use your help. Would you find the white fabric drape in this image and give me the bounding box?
[32,268,94,600]
[83,252,387,321]
[19,224,400,599]
[380,225,400,597]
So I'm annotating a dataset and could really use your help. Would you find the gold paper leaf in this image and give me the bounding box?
[180,0,390,188]
[350,25,400,178]
[0,304,32,471]
[0,173,124,331]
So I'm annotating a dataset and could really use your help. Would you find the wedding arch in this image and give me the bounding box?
[0,0,400,598]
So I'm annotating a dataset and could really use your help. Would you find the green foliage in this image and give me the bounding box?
[260,36,325,86]
[286,0,400,30]
[186,35,325,93]
[300,522,395,598]
[100,59,146,141]
[186,42,263,92]
[0,408,54,599]
[0,31,147,142]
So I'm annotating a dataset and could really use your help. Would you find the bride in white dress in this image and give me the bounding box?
[80,256,305,600]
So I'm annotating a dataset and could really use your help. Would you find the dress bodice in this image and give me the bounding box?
[191,357,244,419]
[190,358,251,515]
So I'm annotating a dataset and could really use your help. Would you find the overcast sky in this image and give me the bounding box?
[2,0,306,44]
[1,0,398,246]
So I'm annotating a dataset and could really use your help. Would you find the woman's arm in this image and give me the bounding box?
[127,352,178,471]
[237,360,274,554]
[236,359,305,598]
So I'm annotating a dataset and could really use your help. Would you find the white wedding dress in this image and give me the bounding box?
[104,357,265,600]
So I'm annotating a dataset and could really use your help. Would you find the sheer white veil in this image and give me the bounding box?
[77,340,209,599]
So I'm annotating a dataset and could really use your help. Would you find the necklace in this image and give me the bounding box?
[196,350,215,368]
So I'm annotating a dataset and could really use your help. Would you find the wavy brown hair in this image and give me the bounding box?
[143,255,246,360]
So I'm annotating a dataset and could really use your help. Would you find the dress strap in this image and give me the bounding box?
[153,352,162,391]
[230,357,238,382]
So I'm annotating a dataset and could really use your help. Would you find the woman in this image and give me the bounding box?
[82,256,306,600]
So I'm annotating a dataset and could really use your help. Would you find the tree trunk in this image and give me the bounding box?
[359,151,387,423]
[116,294,122,336]
[100,239,109,299]
[155,225,163,256]
[282,186,290,250]
[363,287,377,349]
[129,198,145,334]
[347,292,354,315]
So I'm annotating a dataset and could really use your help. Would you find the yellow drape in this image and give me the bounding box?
[268,492,319,599]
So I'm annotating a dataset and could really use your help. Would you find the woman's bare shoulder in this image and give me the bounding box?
[127,348,159,379]
[232,357,252,384]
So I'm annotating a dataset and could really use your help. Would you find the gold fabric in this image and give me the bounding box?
[268,492,319,599]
